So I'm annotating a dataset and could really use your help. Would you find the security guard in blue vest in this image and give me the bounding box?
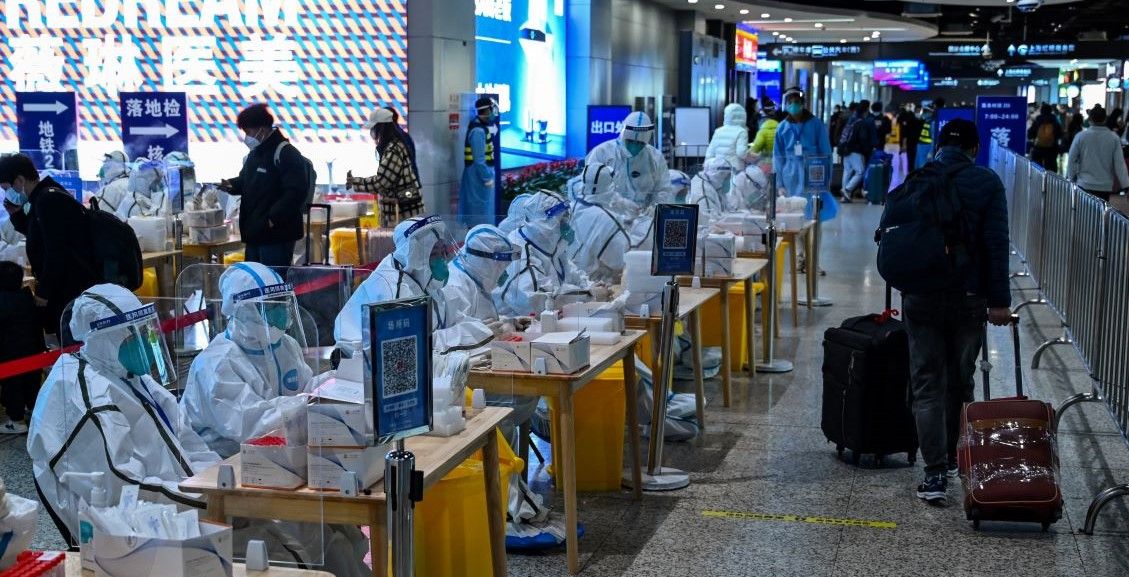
[459,97,498,226]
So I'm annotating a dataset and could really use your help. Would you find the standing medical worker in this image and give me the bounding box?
[772,89,832,197]
[459,97,499,226]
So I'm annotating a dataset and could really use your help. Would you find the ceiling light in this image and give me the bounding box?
[761,13,770,18]
[713,3,724,9]
[784,17,793,22]
[814,22,824,28]
[771,31,779,36]
[688,0,697,3]
[840,39,846,43]
[872,31,880,37]
[1006,0,1014,3]
[1071,58,1079,63]
[863,36,871,41]
[739,9,748,14]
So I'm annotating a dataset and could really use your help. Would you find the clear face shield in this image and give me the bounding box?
[64,299,176,387]
[225,283,315,392]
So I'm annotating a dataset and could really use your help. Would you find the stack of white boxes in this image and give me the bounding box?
[623,251,667,316]
[306,376,389,491]
[700,232,737,277]
[240,410,309,490]
[183,208,228,244]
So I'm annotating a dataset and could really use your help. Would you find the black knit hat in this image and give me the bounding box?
[938,118,980,150]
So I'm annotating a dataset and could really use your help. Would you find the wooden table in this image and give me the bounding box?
[142,249,181,297]
[623,287,720,429]
[63,552,332,576]
[467,330,648,575]
[738,220,813,328]
[182,234,244,264]
[181,407,512,577]
[678,258,768,407]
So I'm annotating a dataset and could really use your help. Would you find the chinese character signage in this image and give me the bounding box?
[735,24,757,73]
[586,105,631,152]
[651,204,699,277]
[768,43,867,60]
[1,2,408,149]
[1007,43,1076,57]
[15,91,77,170]
[120,92,187,160]
[975,96,1026,166]
[476,0,567,159]
[364,297,433,442]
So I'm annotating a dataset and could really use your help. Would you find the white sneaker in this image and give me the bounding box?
[0,420,28,435]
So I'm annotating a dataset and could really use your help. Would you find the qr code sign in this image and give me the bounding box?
[380,335,418,398]
[662,219,690,250]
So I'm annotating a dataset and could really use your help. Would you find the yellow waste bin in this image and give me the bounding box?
[330,228,361,265]
[414,431,522,577]
[546,363,626,491]
[223,251,245,266]
[133,267,158,298]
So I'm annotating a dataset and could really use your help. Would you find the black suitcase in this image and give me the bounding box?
[821,287,918,465]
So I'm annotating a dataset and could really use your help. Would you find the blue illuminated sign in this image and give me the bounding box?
[586,105,631,152]
[120,92,188,161]
[16,92,77,171]
[756,55,782,106]
[652,204,700,277]
[476,0,567,159]
[365,297,433,441]
[975,96,1026,167]
[937,107,974,134]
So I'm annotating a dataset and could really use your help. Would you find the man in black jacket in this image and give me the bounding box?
[1,154,98,335]
[900,119,1012,506]
[221,104,311,268]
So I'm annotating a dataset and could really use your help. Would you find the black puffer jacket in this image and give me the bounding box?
[227,128,311,244]
[0,288,46,361]
[933,146,1012,308]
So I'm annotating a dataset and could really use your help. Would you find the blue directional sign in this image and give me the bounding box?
[975,96,1026,166]
[586,105,632,152]
[119,92,188,161]
[15,92,78,171]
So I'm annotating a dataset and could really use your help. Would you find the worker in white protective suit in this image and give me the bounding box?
[687,157,734,221]
[116,161,167,219]
[498,193,532,234]
[567,163,631,285]
[728,164,770,212]
[706,103,751,171]
[93,151,131,215]
[494,191,606,317]
[181,262,313,456]
[180,266,370,577]
[585,111,670,213]
[628,170,692,252]
[334,215,492,355]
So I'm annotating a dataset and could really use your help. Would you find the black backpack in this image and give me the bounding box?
[875,162,971,294]
[274,141,317,205]
[85,196,144,290]
[838,116,863,155]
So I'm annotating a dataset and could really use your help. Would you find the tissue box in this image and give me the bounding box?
[560,302,625,332]
[530,332,591,374]
[187,225,229,244]
[490,333,536,372]
[328,201,359,219]
[240,442,308,489]
[94,521,233,577]
[702,233,736,258]
[182,208,224,228]
[308,402,372,447]
[307,445,389,490]
[777,213,808,231]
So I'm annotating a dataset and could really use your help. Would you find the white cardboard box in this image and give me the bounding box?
[307,445,389,490]
[490,333,537,372]
[240,443,308,489]
[530,332,591,374]
[94,521,233,577]
[308,376,372,447]
[187,224,229,244]
[704,257,736,277]
[182,208,225,228]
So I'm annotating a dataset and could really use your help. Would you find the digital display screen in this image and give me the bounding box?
[476,0,567,160]
[873,60,929,91]
[1,1,408,181]
[735,24,757,73]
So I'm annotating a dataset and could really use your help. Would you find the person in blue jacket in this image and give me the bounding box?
[459,97,498,226]
[772,88,832,197]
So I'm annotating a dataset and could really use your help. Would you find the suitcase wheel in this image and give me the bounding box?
[906,452,916,466]
[1041,521,1050,532]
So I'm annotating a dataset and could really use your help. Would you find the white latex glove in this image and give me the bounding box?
[530,292,552,313]
[594,291,629,314]
[589,284,612,301]
[486,319,507,337]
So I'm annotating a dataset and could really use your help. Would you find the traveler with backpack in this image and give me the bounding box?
[872,102,893,151]
[875,119,1011,505]
[838,99,878,202]
[219,104,315,268]
[1,154,100,335]
[1027,103,1063,173]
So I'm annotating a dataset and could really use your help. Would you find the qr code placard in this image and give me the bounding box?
[662,219,690,250]
[380,335,418,399]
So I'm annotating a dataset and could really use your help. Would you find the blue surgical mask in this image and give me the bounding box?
[624,141,645,156]
[117,334,154,377]
[429,258,450,283]
[786,103,803,117]
[244,135,261,149]
[2,184,27,207]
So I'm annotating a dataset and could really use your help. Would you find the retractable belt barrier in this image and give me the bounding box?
[0,259,384,381]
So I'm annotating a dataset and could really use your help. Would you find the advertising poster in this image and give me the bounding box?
[586,105,631,152]
[476,0,567,159]
[365,297,433,441]
[1,1,408,178]
[735,25,757,73]
[975,96,1026,166]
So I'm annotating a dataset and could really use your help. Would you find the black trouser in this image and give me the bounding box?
[902,293,987,476]
[1082,188,1112,202]
[245,241,297,268]
[1031,148,1058,173]
[1,370,41,422]
[904,140,919,172]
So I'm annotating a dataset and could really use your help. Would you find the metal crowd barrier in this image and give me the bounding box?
[991,142,1129,533]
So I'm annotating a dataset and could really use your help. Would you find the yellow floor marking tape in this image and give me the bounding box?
[702,510,897,529]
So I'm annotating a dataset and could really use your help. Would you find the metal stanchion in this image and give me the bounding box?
[637,279,690,491]
[386,439,423,577]
[756,189,793,373]
[805,189,832,307]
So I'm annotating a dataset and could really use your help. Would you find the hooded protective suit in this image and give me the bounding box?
[585,112,670,208]
[707,103,750,171]
[728,164,771,212]
[181,263,312,458]
[458,97,498,225]
[567,163,631,285]
[334,215,492,354]
[687,157,734,220]
[28,284,220,541]
[494,192,594,317]
[0,209,26,264]
[93,152,132,216]
[498,193,532,235]
[116,162,167,219]
[438,225,518,328]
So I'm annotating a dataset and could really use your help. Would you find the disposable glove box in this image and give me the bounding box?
[187,224,229,244]
[240,437,308,490]
[94,521,233,577]
[308,399,373,447]
[127,217,167,252]
[181,208,224,228]
[530,332,591,374]
[307,445,389,490]
[490,333,538,372]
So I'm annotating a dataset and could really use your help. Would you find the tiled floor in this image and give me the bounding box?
[16,203,1129,575]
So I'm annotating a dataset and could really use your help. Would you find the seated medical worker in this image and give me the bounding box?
[92,151,131,215]
[585,111,670,214]
[728,164,771,212]
[568,162,632,285]
[115,161,168,219]
[687,157,735,221]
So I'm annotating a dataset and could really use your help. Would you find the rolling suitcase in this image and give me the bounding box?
[288,204,356,347]
[958,316,1063,530]
[864,151,892,204]
[821,287,918,465]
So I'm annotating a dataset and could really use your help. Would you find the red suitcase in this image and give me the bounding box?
[957,316,1063,531]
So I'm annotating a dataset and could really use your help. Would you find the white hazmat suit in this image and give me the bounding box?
[687,157,734,220]
[567,163,631,285]
[116,162,167,219]
[93,151,131,216]
[585,111,670,209]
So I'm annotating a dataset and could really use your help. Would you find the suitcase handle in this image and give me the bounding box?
[980,314,1023,401]
[305,203,332,265]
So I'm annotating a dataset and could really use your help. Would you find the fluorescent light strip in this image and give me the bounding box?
[746,18,855,24]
